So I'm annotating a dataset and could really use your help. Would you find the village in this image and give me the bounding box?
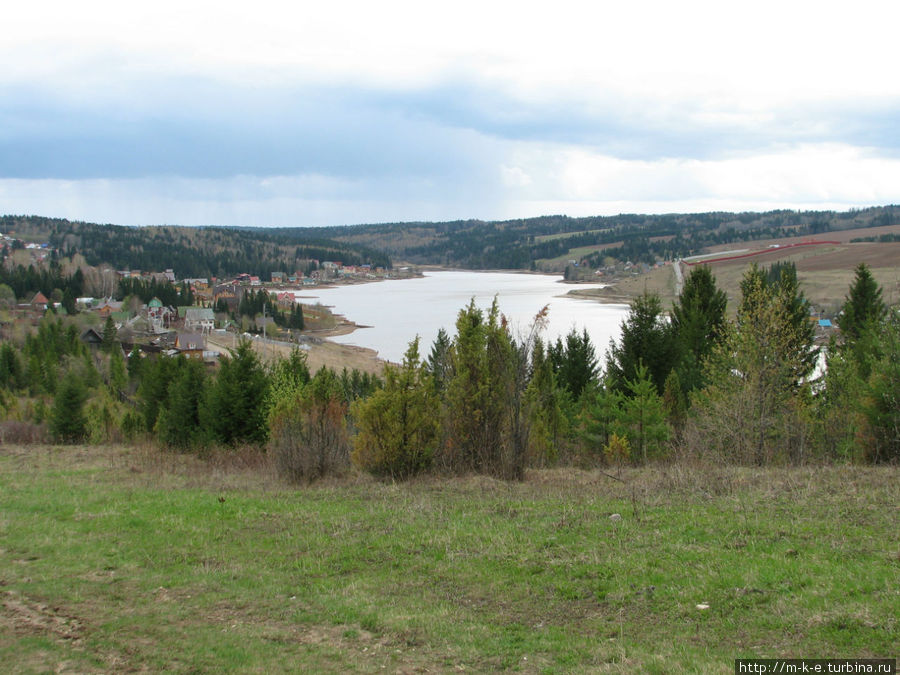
[0,229,415,368]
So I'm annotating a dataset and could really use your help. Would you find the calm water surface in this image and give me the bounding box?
[298,271,628,363]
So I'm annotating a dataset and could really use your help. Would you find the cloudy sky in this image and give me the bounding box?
[2,1,899,227]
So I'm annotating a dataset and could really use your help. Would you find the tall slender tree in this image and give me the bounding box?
[670,265,727,393]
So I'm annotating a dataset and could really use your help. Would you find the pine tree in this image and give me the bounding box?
[156,358,207,449]
[670,265,727,393]
[50,371,88,443]
[616,362,669,463]
[838,262,887,362]
[606,291,676,395]
[351,337,439,478]
[549,327,598,401]
[102,316,118,352]
[203,341,269,446]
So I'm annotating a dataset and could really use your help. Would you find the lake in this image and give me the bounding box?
[298,270,629,363]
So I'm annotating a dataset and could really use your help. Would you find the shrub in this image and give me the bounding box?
[268,368,350,482]
[351,338,438,479]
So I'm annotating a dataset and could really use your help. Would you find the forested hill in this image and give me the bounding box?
[3,206,899,275]
[302,206,898,270]
[0,216,392,278]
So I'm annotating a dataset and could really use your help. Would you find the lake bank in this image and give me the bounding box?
[297,270,630,363]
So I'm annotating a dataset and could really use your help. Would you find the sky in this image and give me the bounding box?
[2,0,900,228]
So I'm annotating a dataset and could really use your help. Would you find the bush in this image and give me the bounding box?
[0,421,49,445]
[268,368,350,482]
[351,339,438,479]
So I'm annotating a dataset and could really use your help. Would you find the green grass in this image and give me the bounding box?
[1,446,897,673]
[533,229,611,244]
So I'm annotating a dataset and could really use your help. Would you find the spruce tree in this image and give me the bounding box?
[606,291,676,395]
[617,362,669,463]
[102,316,118,352]
[50,371,88,443]
[203,341,269,446]
[670,265,727,393]
[156,357,207,449]
[549,327,598,401]
[838,263,887,343]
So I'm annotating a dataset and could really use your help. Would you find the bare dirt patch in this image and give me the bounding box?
[206,331,387,376]
[0,591,85,651]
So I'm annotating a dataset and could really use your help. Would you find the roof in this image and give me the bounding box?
[818,319,833,328]
[31,292,49,305]
[80,328,104,344]
[175,332,205,350]
[184,307,215,321]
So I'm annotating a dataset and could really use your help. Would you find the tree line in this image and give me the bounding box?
[0,261,896,474]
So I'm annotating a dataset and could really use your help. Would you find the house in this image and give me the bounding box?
[184,307,215,334]
[97,300,123,318]
[146,297,172,332]
[276,292,295,309]
[80,328,104,349]
[175,332,206,359]
[271,271,285,284]
[30,292,49,312]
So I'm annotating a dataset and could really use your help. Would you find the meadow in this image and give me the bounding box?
[1,444,897,673]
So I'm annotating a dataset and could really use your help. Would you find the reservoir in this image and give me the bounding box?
[299,271,629,364]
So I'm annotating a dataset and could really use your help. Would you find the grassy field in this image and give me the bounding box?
[1,445,897,673]
[571,241,900,313]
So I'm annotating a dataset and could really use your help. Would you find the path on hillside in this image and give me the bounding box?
[673,260,684,297]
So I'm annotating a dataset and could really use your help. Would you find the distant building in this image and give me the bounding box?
[184,307,215,334]
[29,292,49,312]
[175,332,206,359]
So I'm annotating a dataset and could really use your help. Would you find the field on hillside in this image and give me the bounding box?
[575,241,900,311]
[1,445,897,673]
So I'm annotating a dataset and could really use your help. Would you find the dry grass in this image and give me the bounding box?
[2,444,897,673]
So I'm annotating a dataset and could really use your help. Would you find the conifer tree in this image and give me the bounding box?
[102,316,118,352]
[617,362,669,463]
[858,313,900,463]
[689,268,811,463]
[50,371,88,443]
[549,327,598,401]
[425,328,453,392]
[156,358,207,449]
[0,342,23,390]
[351,337,439,478]
[839,263,887,341]
[670,265,727,393]
[606,291,676,395]
[204,341,269,446]
[525,337,568,465]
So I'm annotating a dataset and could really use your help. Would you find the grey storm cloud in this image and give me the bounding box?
[4,74,900,184]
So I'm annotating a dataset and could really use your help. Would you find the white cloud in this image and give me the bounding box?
[3,1,900,225]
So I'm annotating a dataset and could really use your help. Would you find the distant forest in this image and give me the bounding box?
[0,216,392,279]
[2,206,898,275]
[310,206,898,270]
